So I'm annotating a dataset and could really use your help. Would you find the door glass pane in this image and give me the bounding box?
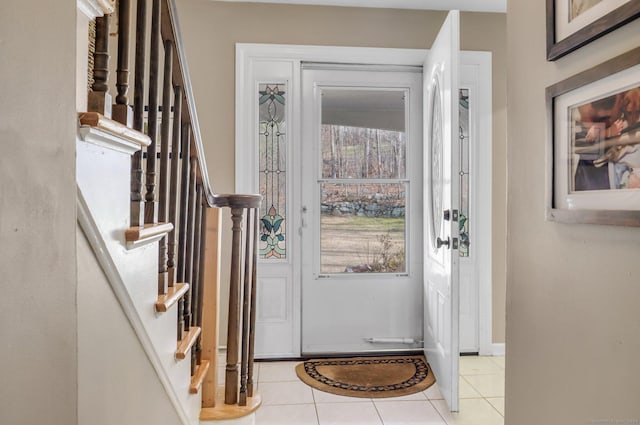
[459,89,470,257]
[320,183,406,273]
[321,89,406,179]
[319,88,408,274]
[259,83,287,260]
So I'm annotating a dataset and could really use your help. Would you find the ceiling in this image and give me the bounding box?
[214,0,506,13]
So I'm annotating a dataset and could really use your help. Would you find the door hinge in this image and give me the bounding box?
[452,209,459,222]
[452,237,459,250]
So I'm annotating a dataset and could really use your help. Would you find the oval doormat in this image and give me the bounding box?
[295,355,436,398]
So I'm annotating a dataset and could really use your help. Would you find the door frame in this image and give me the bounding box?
[235,43,494,357]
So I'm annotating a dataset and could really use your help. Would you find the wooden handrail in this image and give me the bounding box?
[84,0,263,417]
[210,194,262,209]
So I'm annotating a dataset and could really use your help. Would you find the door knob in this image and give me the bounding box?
[436,236,450,249]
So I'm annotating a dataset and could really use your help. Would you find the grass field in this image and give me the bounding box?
[320,215,405,273]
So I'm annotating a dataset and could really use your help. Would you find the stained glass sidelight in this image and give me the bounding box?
[258,84,287,259]
[458,89,470,257]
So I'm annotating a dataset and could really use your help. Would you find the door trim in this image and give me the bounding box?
[235,43,494,357]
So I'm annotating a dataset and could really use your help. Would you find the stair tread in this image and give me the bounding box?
[200,387,262,421]
[156,283,189,312]
[125,222,174,243]
[189,360,210,394]
[176,327,201,360]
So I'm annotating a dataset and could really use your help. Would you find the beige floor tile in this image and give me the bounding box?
[316,401,382,425]
[258,361,300,382]
[374,400,448,425]
[259,381,315,405]
[312,389,371,404]
[462,374,505,398]
[374,391,428,402]
[255,404,319,425]
[459,356,503,376]
[489,356,505,369]
[459,377,482,399]
[486,398,504,416]
[432,398,504,425]
[424,383,444,400]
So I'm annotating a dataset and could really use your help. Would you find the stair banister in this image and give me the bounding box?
[83,0,263,418]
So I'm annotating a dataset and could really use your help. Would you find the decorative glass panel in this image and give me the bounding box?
[320,183,406,274]
[429,79,443,250]
[459,89,470,257]
[259,84,287,260]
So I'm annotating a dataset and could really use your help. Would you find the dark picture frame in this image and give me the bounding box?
[546,0,640,61]
[546,47,640,226]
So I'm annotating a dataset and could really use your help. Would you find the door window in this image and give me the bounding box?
[319,88,408,274]
[458,88,470,257]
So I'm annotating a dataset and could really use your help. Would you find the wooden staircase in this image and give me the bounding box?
[76,0,262,423]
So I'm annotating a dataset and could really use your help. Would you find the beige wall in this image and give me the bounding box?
[506,1,640,423]
[0,1,78,424]
[176,0,507,346]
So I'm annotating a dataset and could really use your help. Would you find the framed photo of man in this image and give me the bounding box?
[546,0,640,60]
[546,47,640,226]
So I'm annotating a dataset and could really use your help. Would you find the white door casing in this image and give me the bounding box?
[458,56,493,354]
[423,10,461,412]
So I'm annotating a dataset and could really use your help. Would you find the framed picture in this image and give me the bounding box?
[546,0,640,60]
[546,47,640,226]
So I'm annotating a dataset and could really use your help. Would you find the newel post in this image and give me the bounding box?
[225,207,245,405]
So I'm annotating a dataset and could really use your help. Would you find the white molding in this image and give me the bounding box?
[237,44,428,69]
[78,126,142,156]
[77,0,115,19]
[76,188,192,425]
[491,343,505,356]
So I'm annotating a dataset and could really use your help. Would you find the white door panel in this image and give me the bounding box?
[301,66,424,355]
[423,10,461,412]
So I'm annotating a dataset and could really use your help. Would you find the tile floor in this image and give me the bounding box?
[219,355,505,425]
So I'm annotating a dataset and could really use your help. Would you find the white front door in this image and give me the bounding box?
[300,65,424,354]
[423,10,461,412]
[236,44,492,364]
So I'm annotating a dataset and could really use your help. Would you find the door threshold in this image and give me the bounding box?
[256,349,424,362]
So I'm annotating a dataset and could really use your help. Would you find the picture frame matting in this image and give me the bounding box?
[546,46,640,226]
[546,0,640,61]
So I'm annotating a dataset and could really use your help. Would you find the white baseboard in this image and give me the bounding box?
[491,343,505,356]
